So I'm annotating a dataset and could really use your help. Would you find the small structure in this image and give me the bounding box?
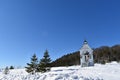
[80,40,94,67]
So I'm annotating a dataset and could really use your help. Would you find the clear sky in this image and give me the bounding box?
[0,0,120,68]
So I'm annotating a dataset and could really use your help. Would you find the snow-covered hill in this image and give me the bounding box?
[0,62,120,80]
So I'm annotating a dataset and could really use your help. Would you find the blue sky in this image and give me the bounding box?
[0,0,120,68]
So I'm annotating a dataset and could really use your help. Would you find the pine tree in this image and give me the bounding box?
[25,54,38,74]
[38,50,51,72]
[4,66,9,74]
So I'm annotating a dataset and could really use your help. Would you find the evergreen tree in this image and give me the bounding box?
[38,50,51,72]
[4,66,9,74]
[25,54,38,74]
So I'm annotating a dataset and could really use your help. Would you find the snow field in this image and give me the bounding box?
[0,62,120,80]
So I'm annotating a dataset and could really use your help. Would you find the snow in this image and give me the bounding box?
[0,62,120,80]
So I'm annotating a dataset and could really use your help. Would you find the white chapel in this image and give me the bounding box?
[80,40,94,67]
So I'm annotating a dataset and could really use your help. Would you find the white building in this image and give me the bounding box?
[80,40,94,67]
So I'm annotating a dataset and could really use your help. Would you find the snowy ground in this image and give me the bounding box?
[0,62,120,80]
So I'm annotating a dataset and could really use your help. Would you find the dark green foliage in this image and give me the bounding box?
[50,51,80,67]
[38,50,51,72]
[9,66,14,69]
[25,54,38,74]
[4,66,9,74]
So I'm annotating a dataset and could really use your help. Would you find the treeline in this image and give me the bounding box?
[50,51,80,67]
[94,45,120,64]
[50,44,120,67]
